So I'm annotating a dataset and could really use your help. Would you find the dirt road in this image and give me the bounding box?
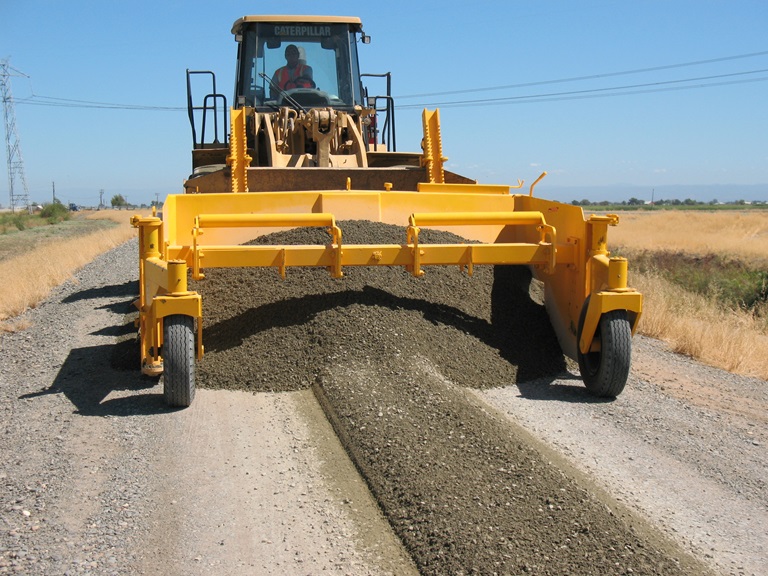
[1,237,765,575]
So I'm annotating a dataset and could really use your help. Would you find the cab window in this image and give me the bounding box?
[236,22,362,110]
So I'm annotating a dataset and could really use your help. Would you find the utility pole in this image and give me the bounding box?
[1,58,31,213]
[52,181,56,203]
[99,189,104,209]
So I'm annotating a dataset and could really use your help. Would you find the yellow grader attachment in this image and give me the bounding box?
[133,15,642,407]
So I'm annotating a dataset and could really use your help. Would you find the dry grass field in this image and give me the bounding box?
[0,210,143,328]
[609,210,768,261]
[608,210,768,379]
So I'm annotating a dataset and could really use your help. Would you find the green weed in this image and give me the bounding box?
[40,202,71,224]
[622,249,768,312]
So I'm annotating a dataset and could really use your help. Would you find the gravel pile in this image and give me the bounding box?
[195,221,565,392]
[194,221,707,575]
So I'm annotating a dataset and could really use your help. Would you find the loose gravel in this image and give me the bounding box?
[195,221,564,392]
[0,240,150,575]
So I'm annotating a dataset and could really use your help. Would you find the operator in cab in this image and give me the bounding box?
[270,44,314,98]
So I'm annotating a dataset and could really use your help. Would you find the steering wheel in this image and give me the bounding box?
[285,76,316,90]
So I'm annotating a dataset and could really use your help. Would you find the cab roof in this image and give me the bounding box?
[232,15,363,35]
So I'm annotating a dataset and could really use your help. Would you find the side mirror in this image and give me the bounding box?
[361,34,371,44]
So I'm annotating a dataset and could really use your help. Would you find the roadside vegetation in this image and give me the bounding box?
[0,209,144,329]
[0,212,35,234]
[610,211,768,379]
[572,198,768,211]
[0,200,74,234]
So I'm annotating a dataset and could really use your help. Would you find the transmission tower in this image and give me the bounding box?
[1,58,31,212]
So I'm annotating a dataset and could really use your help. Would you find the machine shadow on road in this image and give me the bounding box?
[514,377,616,404]
[61,280,138,309]
[489,266,617,403]
[21,280,169,416]
[20,343,167,416]
[20,288,171,416]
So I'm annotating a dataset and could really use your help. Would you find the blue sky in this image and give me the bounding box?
[1,0,767,207]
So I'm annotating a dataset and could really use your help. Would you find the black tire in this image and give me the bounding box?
[577,298,632,398]
[163,315,195,407]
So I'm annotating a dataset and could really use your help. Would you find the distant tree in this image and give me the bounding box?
[736,199,746,205]
[709,199,719,205]
[598,200,611,206]
[683,198,697,205]
[111,194,127,208]
[627,197,643,206]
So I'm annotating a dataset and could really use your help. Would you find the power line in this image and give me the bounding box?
[397,68,768,110]
[16,94,184,111]
[396,49,768,99]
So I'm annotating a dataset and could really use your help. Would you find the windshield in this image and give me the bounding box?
[235,22,363,110]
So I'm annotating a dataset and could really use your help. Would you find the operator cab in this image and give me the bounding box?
[232,16,367,111]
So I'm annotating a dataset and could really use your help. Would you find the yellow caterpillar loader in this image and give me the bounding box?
[132,15,642,407]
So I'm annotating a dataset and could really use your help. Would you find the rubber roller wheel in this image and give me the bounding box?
[163,315,195,407]
[577,297,632,398]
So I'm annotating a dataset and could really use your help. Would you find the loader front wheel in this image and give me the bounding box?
[163,315,195,407]
[577,299,631,398]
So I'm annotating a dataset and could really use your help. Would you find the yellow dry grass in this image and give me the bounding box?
[0,210,141,326]
[630,271,768,379]
[614,211,768,380]
[610,210,768,264]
